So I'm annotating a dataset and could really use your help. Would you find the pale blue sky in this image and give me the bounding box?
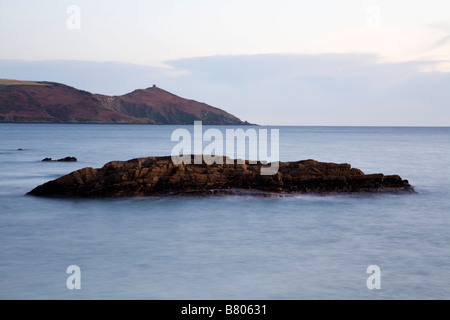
[1,0,449,125]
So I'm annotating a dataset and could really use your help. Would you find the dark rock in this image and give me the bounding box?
[28,156,415,198]
[57,157,77,162]
[42,157,77,162]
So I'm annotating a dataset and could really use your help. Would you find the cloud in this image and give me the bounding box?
[161,54,450,125]
[431,34,450,49]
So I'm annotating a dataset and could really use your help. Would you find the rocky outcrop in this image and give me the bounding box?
[42,157,77,162]
[27,156,414,197]
[0,79,248,125]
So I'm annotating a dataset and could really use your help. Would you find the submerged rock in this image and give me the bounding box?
[41,157,77,162]
[28,155,414,198]
[57,157,77,162]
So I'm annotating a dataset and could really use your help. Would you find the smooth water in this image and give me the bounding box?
[0,124,449,299]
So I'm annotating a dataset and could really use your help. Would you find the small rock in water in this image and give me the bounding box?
[57,157,77,162]
[41,157,77,162]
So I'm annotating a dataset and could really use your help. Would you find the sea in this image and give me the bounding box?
[0,124,449,300]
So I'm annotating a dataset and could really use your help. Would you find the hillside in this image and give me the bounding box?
[0,79,248,125]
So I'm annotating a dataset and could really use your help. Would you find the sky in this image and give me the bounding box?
[0,0,449,125]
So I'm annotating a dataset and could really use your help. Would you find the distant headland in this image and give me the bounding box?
[0,79,249,125]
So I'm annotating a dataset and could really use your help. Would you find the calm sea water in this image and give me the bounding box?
[0,124,449,300]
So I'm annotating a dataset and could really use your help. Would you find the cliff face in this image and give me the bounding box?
[28,156,414,198]
[0,79,247,125]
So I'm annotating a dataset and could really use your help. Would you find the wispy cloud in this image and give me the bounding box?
[431,33,450,49]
